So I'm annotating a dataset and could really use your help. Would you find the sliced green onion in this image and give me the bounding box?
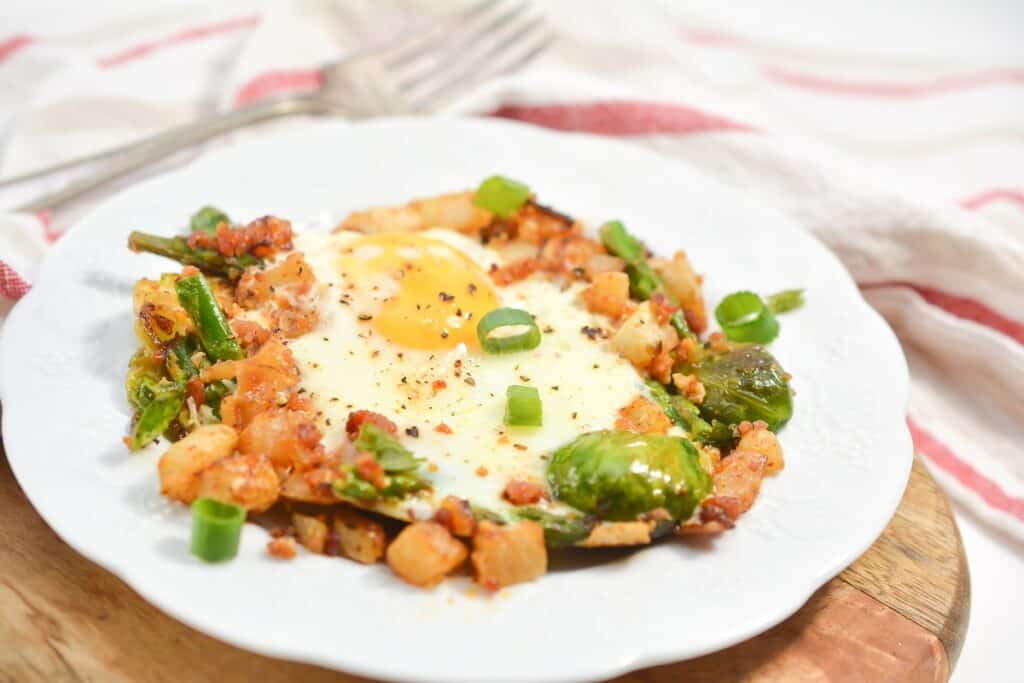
[715,291,780,344]
[765,288,805,314]
[473,175,530,218]
[476,307,542,354]
[505,385,543,426]
[190,497,245,562]
[190,206,229,236]
[175,273,244,362]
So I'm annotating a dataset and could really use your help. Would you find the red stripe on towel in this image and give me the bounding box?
[0,35,35,63]
[491,101,755,135]
[233,68,323,107]
[0,261,31,300]
[98,16,259,68]
[765,67,1024,98]
[960,189,1024,211]
[860,280,1024,346]
[908,417,1024,522]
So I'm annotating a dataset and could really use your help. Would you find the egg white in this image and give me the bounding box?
[287,228,646,521]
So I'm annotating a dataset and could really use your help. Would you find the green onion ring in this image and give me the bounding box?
[476,307,542,354]
[715,291,780,343]
[190,497,246,562]
[473,175,531,218]
[505,385,543,426]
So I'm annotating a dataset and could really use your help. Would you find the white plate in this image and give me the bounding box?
[0,118,911,683]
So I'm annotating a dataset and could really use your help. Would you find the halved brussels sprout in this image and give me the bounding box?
[546,431,711,522]
[692,344,792,434]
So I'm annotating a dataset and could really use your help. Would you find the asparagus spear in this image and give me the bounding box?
[128,231,259,279]
[175,273,245,362]
[599,220,678,304]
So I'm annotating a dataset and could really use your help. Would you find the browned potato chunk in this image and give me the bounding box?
[737,424,784,475]
[471,521,547,590]
[386,521,467,587]
[293,513,328,554]
[610,302,678,369]
[434,496,477,537]
[159,424,238,504]
[195,453,279,512]
[580,271,631,319]
[577,521,653,548]
[335,508,387,564]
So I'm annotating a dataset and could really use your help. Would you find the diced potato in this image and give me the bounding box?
[610,302,678,369]
[581,271,631,319]
[195,453,279,512]
[334,508,387,564]
[577,521,653,548]
[712,450,767,518]
[293,513,328,554]
[435,496,477,537]
[737,426,784,475]
[584,253,626,279]
[238,408,323,471]
[279,469,338,504]
[338,191,492,236]
[471,521,547,590]
[386,521,467,587]
[159,424,238,504]
[652,251,707,333]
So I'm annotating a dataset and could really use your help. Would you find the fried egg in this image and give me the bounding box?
[287,228,645,520]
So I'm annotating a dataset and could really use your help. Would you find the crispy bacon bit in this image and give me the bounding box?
[355,453,387,489]
[435,423,453,435]
[221,338,299,429]
[267,536,297,559]
[649,350,674,385]
[185,376,205,408]
[431,379,447,393]
[346,410,398,439]
[181,265,200,276]
[672,373,706,405]
[650,292,678,325]
[510,201,577,245]
[537,233,603,279]
[489,257,538,286]
[502,480,547,506]
[615,395,672,434]
[434,496,477,537]
[676,337,697,364]
[711,450,767,520]
[230,318,271,351]
[189,215,293,258]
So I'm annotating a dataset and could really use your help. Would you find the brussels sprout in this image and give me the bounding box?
[126,351,165,409]
[190,206,230,236]
[546,431,711,522]
[692,344,792,434]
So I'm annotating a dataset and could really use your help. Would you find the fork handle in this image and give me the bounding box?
[16,97,343,213]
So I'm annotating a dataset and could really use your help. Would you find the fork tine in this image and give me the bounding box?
[387,1,531,86]
[406,18,553,111]
[382,1,522,73]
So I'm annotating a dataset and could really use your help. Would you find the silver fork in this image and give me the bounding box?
[11,0,552,213]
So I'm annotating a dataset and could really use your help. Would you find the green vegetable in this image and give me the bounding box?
[130,381,186,450]
[600,220,677,304]
[190,206,230,236]
[766,288,805,314]
[190,497,245,562]
[715,291,780,344]
[126,351,165,409]
[354,424,419,472]
[547,431,712,522]
[692,344,792,433]
[505,385,542,427]
[669,310,698,344]
[128,231,259,279]
[175,273,244,362]
[644,380,686,426]
[667,394,714,442]
[476,307,542,354]
[333,424,430,502]
[512,507,595,548]
[473,175,530,218]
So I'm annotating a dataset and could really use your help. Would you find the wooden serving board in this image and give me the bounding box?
[0,441,968,683]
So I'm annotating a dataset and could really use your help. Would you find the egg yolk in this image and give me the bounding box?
[337,233,498,350]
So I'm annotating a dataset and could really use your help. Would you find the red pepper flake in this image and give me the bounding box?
[432,379,447,392]
[513,443,527,451]
[435,422,453,435]
[475,465,488,477]
[502,479,547,505]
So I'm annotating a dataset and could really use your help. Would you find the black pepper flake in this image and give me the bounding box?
[551,385,559,391]
[329,397,339,402]
[439,291,455,302]
[401,376,407,384]
[456,307,463,316]
[468,283,477,294]
[572,266,585,277]
[519,375,531,382]
[372,350,380,358]
[571,411,578,419]
[322,337,329,342]
[464,377,476,386]
[581,325,602,340]
[441,330,449,339]
[358,313,373,321]
[405,426,420,438]
[543,325,554,334]
[325,418,332,426]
